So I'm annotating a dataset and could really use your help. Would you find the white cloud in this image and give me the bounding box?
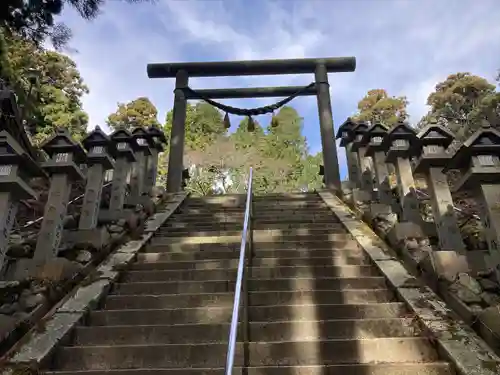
[58,0,500,175]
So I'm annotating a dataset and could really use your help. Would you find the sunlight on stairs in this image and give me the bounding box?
[41,192,454,375]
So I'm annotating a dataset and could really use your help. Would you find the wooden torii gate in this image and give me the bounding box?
[147,56,356,193]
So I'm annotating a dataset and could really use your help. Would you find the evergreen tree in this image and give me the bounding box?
[106,97,160,131]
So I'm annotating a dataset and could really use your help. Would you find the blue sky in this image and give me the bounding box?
[60,0,500,179]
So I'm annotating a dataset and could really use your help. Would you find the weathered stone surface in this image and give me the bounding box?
[478,305,500,353]
[386,222,425,248]
[10,258,83,282]
[7,312,82,366]
[58,279,111,313]
[449,274,483,304]
[19,291,46,310]
[421,251,470,282]
[376,259,421,288]
[351,188,372,204]
[481,292,500,306]
[402,239,429,264]
[75,250,92,264]
[479,278,499,292]
[62,227,111,251]
[96,252,135,281]
[0,314,17,341]
[456,273,482,295]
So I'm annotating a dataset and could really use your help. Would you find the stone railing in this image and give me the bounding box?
[0,123,173,352]
[333,117,500,353]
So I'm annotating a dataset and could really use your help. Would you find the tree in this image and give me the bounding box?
[184,136,255,195]
[260,106,308,192]
[164,102,226,150]
[424,73,498,140]
[2,33,89,145]
[297,153,323,192]
[1,0,152,48]
[352,89,408,127]
[230,117,264,150]
[106,97,160,131]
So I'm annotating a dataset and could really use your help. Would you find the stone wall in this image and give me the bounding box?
[336,118,500,354]
[0,124,169,354]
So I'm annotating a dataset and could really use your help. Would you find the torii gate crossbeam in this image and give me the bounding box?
[147,56,356,193]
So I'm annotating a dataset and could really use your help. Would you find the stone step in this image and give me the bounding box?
[53,337,438,370]
[72,318,421,346]
[181,202,329,210]
[103,289,394,310]
[44,363,454,375]
[162,222,344,230]
[137,248,365,261]
[150,234,354,246]
[144,241,359,255]
[167,213,337,223]
[112,277,388,294]
[131,256,371,270]
[177,208,245,215]
[256,194,319,199]
[176,209,334,217]
[87,302,410,326]
[154,228,349,238]
[120,265,378,283]
[163,218,342,226]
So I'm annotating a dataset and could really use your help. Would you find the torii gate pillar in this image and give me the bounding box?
[147,56,356,193]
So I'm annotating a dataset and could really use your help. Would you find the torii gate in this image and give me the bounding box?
[147,56,356,193]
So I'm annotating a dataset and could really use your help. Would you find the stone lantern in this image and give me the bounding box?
[336,117,359,187]
[413,123,465,253]
[360,123,392,206]
[445,123,500,282]
[383,121,423,225]
[79,126,116,230]
[0,131,45,272]
[181,168,190,189]
[107,128,138,217]
[129,127,153,204]
[144,126,167,195]
[349,122,373,200]
[33,129,86,263]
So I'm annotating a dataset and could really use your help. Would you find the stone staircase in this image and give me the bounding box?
[43,192,454,374]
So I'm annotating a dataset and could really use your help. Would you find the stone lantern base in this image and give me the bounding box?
[62,226,111,252]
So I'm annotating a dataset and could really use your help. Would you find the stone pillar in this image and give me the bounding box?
[144,147,159,194]
[372,151,392,205]
[478,185,500,275]
[426,167,466,252]
[357,146,373,193]
[166,70,189,193]
[109,157,130,212]
[130,150,147,201]
[79,163,105,230]
[34,173,73,262]
[33,129,85,262]
[395,157,423,224]
[0,192,18,271]
[315,64,341,191]
[346,142,360,187]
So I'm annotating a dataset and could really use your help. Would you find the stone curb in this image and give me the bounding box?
[318,190,500,375]
[340,193,500,354]
[2,192,189,372]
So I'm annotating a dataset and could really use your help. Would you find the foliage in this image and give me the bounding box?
[2,32,89,145]
[106,97,160,131]
[415,73,500,140]
[352,89,408,127]
[163,102,227,151]
[161,104,324,196]
[0,0,153,48]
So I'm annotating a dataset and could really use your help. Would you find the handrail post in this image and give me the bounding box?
[225,167,253,375]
